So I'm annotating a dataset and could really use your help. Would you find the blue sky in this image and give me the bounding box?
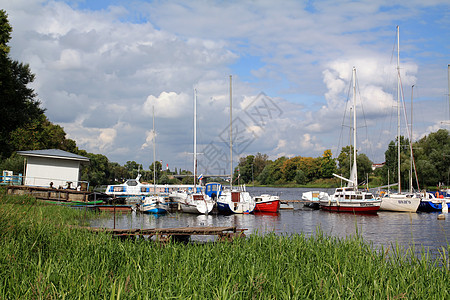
[2,0,449,174]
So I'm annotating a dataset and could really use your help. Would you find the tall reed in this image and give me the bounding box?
[1,193,448,299]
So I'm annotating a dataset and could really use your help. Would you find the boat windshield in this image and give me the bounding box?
[126,180,138,186]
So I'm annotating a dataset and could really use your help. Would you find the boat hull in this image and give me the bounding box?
[141,205,167,214]
[216,201,254,214]
[418,200,446,212]
[379,194,420,212]
[180,201,214,214]
[320,201,380,213]
[217,190,255,215]
[139,197,167,214]
[254,200,280,213]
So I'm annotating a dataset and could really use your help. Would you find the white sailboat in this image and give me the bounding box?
[319,67,381,213]
[217,75,255,214]
[379,26,421,212]
[178,89,215,214]
[139,106,167,214]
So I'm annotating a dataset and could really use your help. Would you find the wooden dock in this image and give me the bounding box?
[73,226,246,242]
[6,185,107,202]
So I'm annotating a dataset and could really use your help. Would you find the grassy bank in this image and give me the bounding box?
[1,194,449,299]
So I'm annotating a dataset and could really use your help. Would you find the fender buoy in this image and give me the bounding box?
[436,192,439,198]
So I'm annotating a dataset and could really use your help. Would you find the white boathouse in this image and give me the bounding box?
[17,149,89,189]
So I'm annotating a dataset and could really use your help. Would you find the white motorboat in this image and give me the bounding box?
[302,191,328,209]
[139,195,167,214]
[217,187,255,214]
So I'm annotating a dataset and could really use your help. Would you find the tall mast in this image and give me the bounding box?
[152,106,156,192]
[397,25,401,193]
[193,89,197,188]
[352,67,358,189]
[410,85,414,193]
[229,75,233,189]
[448,64,450,123]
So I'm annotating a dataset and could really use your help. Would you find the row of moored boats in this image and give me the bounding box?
[302,188,450,213]
[105,176,281,215]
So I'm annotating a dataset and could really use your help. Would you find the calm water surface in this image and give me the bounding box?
[90,187,450,254]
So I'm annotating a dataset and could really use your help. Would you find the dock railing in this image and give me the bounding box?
[0,174,23,186]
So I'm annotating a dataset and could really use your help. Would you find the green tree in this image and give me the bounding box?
[108,162,128,183]
[124,161,143,179]
[159,174,170,184]
[295,169,307,184]
[78,152,110,188]
[9,114,77,152]
[257,157,286,185]
[381,136,414,189]
[234,155,254,184]
[0,10,44,158]
[149,161,162,183]
[320,149,336,178]
[413,129,450,187]
[253,152,269,179]
[0,152,24,174]
[281,156,302,182]
[337,146,373,184]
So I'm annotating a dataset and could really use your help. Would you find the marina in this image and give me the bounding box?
[88,186,450,256]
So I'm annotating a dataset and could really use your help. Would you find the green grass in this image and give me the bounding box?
[1,193,449,299]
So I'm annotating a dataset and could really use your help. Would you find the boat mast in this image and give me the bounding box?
[229,75,233,190]
[396,25,401,194]
[352,67,358,189]
[409,85,414,193]
[152,106,156,194]
[193,88,197,189]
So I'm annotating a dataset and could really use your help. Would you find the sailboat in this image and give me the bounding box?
[319,67,381,213]
[178,89,215,214]
[139,106,167,214]
[216,76,256,214]
[379,26,421,213]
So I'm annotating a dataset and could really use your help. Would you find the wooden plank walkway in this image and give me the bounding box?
[7,185,94,202]
[70,226,246,242]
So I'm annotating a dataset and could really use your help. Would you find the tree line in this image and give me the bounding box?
[232,129,449,189]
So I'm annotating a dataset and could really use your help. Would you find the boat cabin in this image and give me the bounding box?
[205,182,223,200]
[334,187,373,200]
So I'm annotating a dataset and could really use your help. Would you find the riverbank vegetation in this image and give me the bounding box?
[1,193,449,299]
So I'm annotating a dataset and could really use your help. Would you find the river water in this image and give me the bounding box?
[90,187,450,255]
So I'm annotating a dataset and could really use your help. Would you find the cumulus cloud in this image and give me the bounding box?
[141,130,156,150]
[143,92,190,119]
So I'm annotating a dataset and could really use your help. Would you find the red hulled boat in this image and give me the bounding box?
[253,194,280,213]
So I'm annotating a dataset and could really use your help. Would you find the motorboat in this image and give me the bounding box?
[302,191,328,209]
[253,194,280,213]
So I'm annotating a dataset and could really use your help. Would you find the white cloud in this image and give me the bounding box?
[143,92,190,119]
[141,130,156,150]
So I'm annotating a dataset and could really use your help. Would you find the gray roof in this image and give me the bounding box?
[17,149,90,162]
